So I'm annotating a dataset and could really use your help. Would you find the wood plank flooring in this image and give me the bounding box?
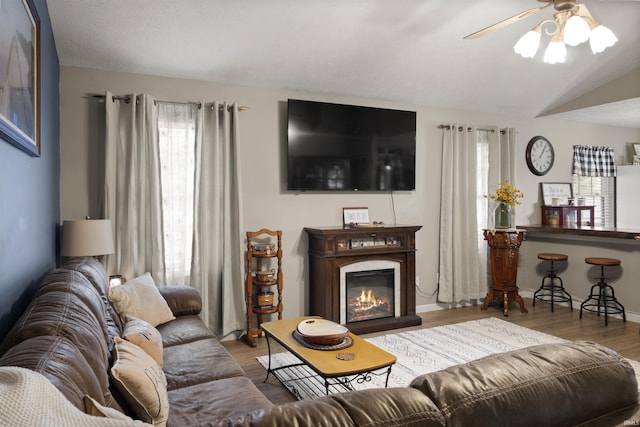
[221,298,640,405]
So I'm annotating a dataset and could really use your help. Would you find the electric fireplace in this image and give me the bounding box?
[340,261,401,325]
[305,225,422,334]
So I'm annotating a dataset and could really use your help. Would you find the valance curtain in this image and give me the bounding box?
[573,145,617,177]
[103,93,245,337]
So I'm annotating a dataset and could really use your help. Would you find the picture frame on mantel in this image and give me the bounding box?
[0,0,41,157]
[343,207,369,226]
[541,182,573,206]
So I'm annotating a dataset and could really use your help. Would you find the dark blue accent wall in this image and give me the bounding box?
[0,0,59,342]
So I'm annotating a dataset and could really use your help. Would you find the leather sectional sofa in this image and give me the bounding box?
[0,256,638,426]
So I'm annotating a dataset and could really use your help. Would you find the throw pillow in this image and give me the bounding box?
[108,273,175,327]
[110,337,169,427]
[83,395,152,425]
[122,315,164,367]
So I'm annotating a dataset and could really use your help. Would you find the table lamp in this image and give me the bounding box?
[61,218,114,257]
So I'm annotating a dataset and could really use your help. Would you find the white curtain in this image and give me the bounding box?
[103,92,166,283]
[104,94,245,337]
[438,125,486,303]
[438,125,517,304]
[490,127,517,225]
[191,102,245,337]
[157,103,198,285]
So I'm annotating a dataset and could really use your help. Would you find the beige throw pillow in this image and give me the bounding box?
[123,315,164,367]
[108,273,175,327]
[83,395,152,425]
[110,337,169,427]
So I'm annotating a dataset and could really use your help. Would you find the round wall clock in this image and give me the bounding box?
[525,136,554,176]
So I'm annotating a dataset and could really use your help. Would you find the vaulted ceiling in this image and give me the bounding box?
[48,0,640,127]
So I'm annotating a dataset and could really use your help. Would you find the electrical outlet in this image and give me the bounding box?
[415,275,420,287]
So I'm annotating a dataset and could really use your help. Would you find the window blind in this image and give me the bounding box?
[572,175,615,227]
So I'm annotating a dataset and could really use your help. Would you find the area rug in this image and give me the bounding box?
[257,317,640,400]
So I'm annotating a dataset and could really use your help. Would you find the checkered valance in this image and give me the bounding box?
[572,145,617,177]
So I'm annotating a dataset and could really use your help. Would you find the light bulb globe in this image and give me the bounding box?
[514,30,541,58]
[543,41,567,64]
[564,15,590,46]
[589,25,618,54]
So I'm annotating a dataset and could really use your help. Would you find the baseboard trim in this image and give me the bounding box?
[416,290,640,323]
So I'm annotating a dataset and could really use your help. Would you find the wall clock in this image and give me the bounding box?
[525,136,554,176]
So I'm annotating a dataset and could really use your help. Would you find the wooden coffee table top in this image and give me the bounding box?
[261,316,396,377]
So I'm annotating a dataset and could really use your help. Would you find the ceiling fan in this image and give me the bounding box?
[463,0,620,63]
[464,0,576,40]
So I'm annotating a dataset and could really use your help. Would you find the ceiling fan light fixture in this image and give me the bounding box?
[563,14,590,46]
[466,1,619,63]
[589,24,618,54]
[543,40,567,64]
[514,29,541,58]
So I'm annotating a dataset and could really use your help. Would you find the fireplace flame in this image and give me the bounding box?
[354,288,385,313]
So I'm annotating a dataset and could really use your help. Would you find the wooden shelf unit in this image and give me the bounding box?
[244,229,283,347]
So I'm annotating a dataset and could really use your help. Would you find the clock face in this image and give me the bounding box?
[526,136,554,176]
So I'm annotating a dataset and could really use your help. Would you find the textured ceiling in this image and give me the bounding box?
[47,0,640,128]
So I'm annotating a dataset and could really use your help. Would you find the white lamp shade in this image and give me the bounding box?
[589,25,618,54]
[514,30,541,58]
[61,219,115,256]
[543,41,567,64]
[563,15,590,47]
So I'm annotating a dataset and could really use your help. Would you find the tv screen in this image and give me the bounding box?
[287,99,416,192]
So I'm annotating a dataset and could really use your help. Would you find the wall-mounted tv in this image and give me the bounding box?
[287,99,416,192]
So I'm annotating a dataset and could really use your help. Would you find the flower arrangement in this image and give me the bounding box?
[486,180,524,207]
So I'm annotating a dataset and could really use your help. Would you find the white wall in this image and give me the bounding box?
[59,66,640,319]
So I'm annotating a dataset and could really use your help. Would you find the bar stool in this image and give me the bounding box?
[533,253,572,312]
[580,257,625,326]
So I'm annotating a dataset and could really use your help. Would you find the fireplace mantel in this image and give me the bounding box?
[304,225,422,334]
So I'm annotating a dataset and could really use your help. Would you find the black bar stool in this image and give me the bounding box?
[533,253,572,312]
[580,257,625,326]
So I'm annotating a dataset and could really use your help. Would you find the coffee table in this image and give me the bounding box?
[261,316,396,398]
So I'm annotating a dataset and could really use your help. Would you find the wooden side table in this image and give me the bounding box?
[481,229,527,316]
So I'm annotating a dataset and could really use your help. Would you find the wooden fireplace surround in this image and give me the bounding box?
[304,225,422,335]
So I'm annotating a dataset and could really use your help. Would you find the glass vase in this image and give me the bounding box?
[494,202,512,229]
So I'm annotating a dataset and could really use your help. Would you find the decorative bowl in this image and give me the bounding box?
[296,319,349,345]
[251,243,275,254]
[255,269,276,283]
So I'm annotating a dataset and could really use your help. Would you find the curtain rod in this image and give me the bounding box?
[89,94,249,111]
[438,124,506,134]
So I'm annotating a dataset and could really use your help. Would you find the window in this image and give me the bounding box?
[157,104,198,285]
[572,175,614,227]
[477,130,490,232]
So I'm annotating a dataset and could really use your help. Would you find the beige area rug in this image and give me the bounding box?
[257,316,640,400]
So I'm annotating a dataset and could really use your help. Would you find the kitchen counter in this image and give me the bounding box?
[516,225,640,243]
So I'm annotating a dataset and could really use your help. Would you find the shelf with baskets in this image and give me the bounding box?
[244,229,283,347]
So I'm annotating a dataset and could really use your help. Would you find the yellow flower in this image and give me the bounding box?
[485,180,524,207]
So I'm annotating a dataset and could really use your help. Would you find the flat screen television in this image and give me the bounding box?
[287,99,416,191]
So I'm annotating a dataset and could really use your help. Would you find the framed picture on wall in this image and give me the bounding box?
[0,0,40,157]
[633,143,640,156]
[541,182,573,206]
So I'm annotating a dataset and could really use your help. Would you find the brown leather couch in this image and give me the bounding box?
[0,257,273,425]
[1,257,639,426]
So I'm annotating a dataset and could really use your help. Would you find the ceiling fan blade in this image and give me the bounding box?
[463,3,552,40]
